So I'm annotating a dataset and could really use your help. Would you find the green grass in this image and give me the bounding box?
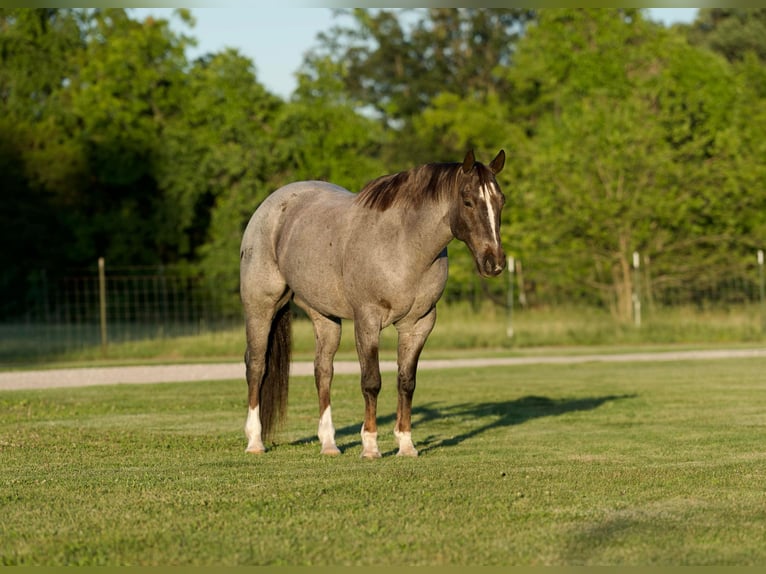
[7,301,763,367]
[2,357,766,565]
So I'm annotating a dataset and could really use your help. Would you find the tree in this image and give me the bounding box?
[59,8,193,265]
[302,8,533,162]
[687,8,766,63]
[171,49,284,307]
[0,9,85,317]
[0,8,83,121]
[509,9,754,319]
[284,54,386,189]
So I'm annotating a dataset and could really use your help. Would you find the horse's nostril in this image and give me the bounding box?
[481,254,505,277]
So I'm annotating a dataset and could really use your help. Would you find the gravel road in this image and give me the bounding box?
[2,348,765,391]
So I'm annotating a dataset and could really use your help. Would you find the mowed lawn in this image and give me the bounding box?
[1,357,765,565]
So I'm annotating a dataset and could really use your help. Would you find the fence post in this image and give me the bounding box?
[632,251,642,328]
[507,256,515,338]
[758,249,765,336]
[516,259,527,308]
[98,257,108,357]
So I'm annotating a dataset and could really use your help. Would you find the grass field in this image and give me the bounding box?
[2,356,765,565]
[4,301,764,366]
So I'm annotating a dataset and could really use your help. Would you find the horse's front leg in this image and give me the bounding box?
[354,311,383,459]
[394,307,437,457]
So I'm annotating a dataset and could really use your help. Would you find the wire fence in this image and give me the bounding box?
[2,252,765,362]
[2,261,241,361]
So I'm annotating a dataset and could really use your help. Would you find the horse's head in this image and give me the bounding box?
[450,149,507,278]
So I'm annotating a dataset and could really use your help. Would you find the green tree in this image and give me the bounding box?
[687,8,766,63]
[0,8,83,120]
[283,55,386,189]
[510,9,754,319]
[59,8,193,265]
[303,8,533,163]
[0,9,85,316]
[170,49,284,307]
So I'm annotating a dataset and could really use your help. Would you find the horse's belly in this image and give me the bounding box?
[287,270,354,319]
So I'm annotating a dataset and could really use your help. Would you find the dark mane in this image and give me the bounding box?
[355,162,463,212]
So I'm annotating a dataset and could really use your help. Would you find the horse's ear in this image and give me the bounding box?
[461,150,475,173]
[489,149,505,174]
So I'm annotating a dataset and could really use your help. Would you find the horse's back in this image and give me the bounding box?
[242,181,351,253]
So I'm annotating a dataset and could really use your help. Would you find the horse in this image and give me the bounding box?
[239,149,507,458]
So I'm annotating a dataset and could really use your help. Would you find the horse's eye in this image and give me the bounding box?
[463,199,474,208]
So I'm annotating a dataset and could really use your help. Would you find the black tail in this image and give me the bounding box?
[260,303,292,441]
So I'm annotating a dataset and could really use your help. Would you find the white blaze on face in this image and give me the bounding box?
[480,182,499,241]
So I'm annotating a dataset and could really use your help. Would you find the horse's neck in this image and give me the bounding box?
[382,200,454,266]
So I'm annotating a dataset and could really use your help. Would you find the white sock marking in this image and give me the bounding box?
[318,406,336,450]
[394,429,418,456]
[244,405,265,452]
[360,424,380,458]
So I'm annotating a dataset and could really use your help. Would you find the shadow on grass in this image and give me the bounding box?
[290,393,636,456]
[413,394,636,455]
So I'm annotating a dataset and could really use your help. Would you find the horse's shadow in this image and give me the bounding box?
[290,393,636,456]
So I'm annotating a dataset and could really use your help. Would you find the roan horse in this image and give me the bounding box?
[240,150,506,458]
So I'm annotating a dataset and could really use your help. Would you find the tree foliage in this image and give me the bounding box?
[508,9,762,318]
[303,8,532,164]
[687,8,766,63]
[2,8,765,320]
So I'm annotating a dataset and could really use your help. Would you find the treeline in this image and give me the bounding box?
[2,8,765,321]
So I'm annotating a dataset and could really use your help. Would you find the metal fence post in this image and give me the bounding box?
[507,256,515,338]
[632,251,642,328]
[98,257,108,357]
[758,249,765,336]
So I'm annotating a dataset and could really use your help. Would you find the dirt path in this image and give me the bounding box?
[1,348,765,391]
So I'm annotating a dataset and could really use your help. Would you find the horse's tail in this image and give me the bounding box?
[260,303,292,442]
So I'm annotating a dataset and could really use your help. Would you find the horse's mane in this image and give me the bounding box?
[354,162,463,212]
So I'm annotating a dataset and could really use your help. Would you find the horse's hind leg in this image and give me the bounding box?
[243,305,277,454]
[242,285,291,453]
[304,308,342,455]
[394,306,437,457]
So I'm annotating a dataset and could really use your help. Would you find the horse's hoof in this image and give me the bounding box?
[321,445,341,456]
[360,449,382,460]
[245,440,266,454]
[396,448,419,457]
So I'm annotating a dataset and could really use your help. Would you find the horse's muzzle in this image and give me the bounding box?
[479,249,506,278]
